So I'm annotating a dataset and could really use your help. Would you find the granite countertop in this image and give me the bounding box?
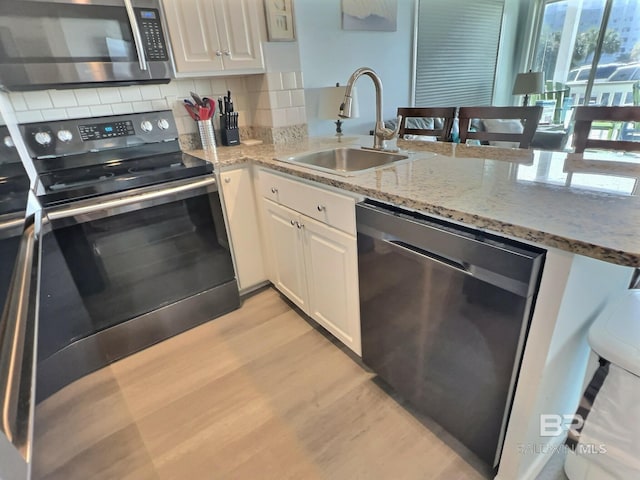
[186,136,640,267]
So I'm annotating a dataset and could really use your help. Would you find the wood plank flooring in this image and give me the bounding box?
[33,287,492,480]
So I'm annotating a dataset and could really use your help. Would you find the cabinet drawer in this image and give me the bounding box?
[258,169,356,235]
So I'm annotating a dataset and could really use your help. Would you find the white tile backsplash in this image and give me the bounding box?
[119,86,142,102]
[41,108,69,121]
[132,101,153,113]
[111,103,134,115]
[291,89,305,107]
[152,99,169,110]
[16,111,44,123]
[23,91,53,110]
[90,105,113,117]
[97,88,121,105]
[6,72,306,135]
[9,93,27,112]
[49,90,78,108]
[66,106,92,118]
[140,85,162,100]
[282,72,297,90]
[74,89,100,106]
[265,73,283,91]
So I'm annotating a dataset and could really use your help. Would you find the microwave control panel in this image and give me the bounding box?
[136,9,169,61]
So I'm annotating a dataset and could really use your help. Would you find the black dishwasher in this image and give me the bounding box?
[356,200,545,468]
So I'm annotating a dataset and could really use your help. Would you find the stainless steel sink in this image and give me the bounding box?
[279,147,409,175]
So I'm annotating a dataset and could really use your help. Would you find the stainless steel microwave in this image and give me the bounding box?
[0,0,173,91]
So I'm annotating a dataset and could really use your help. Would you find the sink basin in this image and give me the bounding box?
[279,147,409,175]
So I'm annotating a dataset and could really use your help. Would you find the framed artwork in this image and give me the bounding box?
[342,0,398,32]
[264,0,295,41]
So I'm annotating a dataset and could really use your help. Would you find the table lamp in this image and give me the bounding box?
[318,83,359,140]
[512,71,544,106]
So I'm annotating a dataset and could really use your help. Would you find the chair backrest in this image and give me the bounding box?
[397,107,457,141]
[458,106,543,149]
[573,106,640,153]
[542,81,570,124]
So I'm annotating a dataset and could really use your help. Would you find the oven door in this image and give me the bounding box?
[37,176,239,401]
[0,0,172,90]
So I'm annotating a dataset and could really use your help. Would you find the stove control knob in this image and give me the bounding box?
[3,136,14,148]
[57,129,73,143]
[157,118,170,130]
[141,120,153,132]
[35,131,52,146]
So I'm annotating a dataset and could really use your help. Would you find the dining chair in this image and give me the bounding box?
[396,107,457,141]
[573,106,640,153]
[458,106,543,149]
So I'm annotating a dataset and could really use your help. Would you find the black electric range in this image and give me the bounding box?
[0,126,30,217]
[19,111,212,207]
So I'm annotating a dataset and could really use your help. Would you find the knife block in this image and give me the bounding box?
[220,116,240,146]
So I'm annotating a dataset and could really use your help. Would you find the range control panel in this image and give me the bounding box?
[137,8,169,61]
[19,111,179,159]
[79,120,135,141]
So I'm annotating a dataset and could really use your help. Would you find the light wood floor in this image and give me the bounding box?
[33,287,493,480]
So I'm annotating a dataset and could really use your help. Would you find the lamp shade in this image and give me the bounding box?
[512,71,544,95]
[318,85,359,119]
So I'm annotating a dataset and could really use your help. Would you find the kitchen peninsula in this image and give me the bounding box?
[189,137,638,480]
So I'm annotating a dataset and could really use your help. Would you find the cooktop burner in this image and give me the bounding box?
[21,111,214,207]
[38,151,212,206]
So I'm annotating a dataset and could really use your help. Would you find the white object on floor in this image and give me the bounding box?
[565,290,640,480]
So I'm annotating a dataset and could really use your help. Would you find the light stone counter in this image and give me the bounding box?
[187,136,640,267]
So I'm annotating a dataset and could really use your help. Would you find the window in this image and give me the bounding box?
[532,0,640,110]
[413,0,505,106]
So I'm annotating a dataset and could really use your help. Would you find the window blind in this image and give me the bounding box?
[414,0,505,107]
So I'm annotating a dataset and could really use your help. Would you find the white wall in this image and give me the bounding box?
[295,0,415,137]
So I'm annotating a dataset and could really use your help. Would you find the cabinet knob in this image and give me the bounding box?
[317,204,326,212]
[271,187,278,194]
[223,49,231,57]
[290,220,295,226]
[216,50,223,57]
[296,222,304,229]
[224,177,231,183]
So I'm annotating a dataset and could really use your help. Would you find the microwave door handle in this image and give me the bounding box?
[124,0,148,71]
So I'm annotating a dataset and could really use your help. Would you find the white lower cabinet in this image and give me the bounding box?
[219,167,267,291]
[259,169,361,355]
[303,215,360,353]
[262,199,308,310]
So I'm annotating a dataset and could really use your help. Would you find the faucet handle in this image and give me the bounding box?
[378,114,403,140]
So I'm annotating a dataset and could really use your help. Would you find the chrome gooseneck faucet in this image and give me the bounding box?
[339,67,402,152]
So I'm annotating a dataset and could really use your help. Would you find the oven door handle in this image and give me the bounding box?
[0,214,40,477]
[47,176,217,222]
[124,0,148,71]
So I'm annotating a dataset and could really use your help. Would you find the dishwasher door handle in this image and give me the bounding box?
[384,239,473,276]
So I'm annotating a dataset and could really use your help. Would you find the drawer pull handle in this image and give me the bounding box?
[317,205,326,212]
[271,187,278,194]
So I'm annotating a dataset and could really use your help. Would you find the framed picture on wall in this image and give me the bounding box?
[264,0,295,41]
[342,0,398,32]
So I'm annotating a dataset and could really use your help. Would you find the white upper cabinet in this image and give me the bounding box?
[162,0,264,75]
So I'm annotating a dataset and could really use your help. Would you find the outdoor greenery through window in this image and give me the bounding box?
[533,0,640,112]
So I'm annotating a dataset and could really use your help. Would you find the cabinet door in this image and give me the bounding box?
[262,199,308,311]
[216,0,264,70]
[162,0,224,74]
[303,216,361,355]
[220,168,267,291]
